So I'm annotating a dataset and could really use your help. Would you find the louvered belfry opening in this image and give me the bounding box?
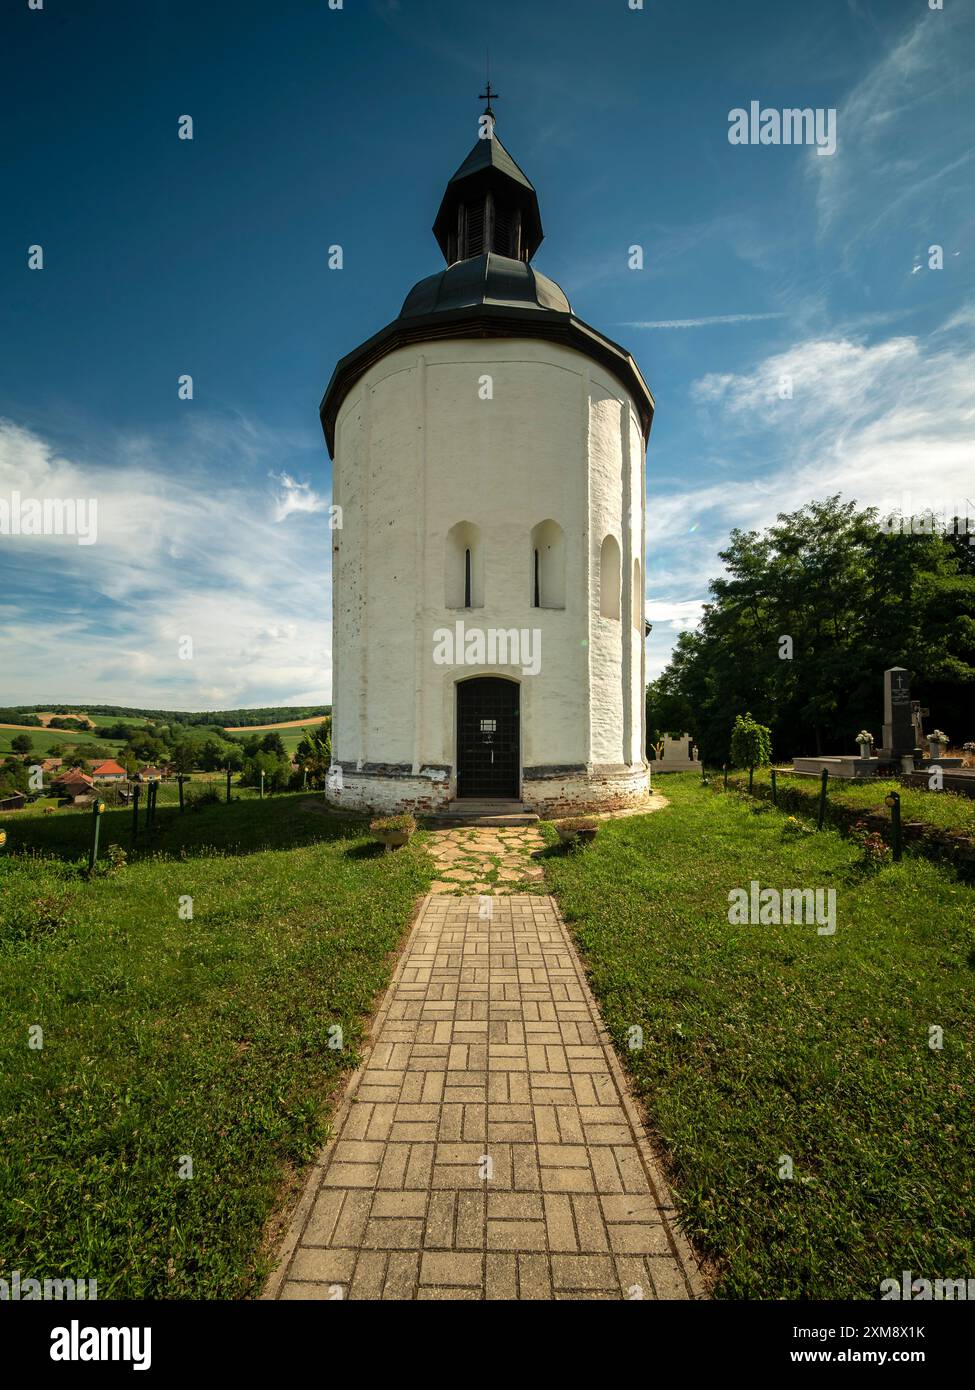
[455,195,521,261]
[464,199,486,257]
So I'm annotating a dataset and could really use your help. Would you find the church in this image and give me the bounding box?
[321,97,654,816]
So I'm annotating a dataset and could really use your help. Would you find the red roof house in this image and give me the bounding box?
[92,760,127,781]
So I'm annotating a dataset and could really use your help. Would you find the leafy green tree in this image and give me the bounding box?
[296,720,332,786]
[199,739,226,772]
[730,713,772,771]
[259,731,287,758]
[0,757,29,796]
[171,743,195,776]
[10,733,32,754]
[653,497,975,761]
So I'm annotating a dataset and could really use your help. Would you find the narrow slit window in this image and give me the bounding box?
[465,548,472,608]
[533,549,540,608]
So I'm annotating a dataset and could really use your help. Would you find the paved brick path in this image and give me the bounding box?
[265,892,704,1300]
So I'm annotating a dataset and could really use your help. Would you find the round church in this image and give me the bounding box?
[321,103,654,817]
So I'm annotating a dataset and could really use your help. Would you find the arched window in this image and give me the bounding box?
[599,534,621,620]
[446,521,483,608]
[632,557,643,630]
[530,520,565,609]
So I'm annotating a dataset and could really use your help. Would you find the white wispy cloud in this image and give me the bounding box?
[621,313,785,330]
[646,308,975,678]
[812,5,975,248]
[270,471,331,522]
[0,416,332,708]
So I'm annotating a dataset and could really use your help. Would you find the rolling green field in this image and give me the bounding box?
[541,775,975,1298]
[0,726,128,756]
[0,793,430,1298]
[224,725,321,754]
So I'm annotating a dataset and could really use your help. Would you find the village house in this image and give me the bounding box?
[51,769,95,803]
[91,759,127,783]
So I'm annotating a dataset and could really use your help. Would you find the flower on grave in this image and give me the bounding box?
[929,729,949,745]
[855,731,874,746]
[963,742,975,753]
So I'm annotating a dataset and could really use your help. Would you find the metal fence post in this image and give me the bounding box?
[771,767,777,806]
[886,791,902,861]
[723,764,728,790]
[132,784,140,839]
[817,767,829,830]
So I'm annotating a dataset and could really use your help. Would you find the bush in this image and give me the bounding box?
[187,785,222,810]
[730,712,772,770]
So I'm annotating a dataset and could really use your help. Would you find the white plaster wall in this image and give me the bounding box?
[329,337,648,809]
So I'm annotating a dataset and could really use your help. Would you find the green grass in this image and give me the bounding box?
[0,726,127,756]
[0,793,431,1298]
[754,767,975,837]
[539,774,975,1299]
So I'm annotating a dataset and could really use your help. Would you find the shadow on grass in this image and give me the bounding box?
[3,793,370,865]
[343,841,387,860]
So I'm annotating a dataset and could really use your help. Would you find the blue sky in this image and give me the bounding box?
[1,0,972,709]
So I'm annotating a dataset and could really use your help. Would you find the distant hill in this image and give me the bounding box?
[7,704,331,728]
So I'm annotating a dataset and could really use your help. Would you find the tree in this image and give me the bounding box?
[652,497,975,761]
[10,733,32,754]
[199,739,225,772]
[730,713,772,771]
[296,720,332,786]
[241,750,291,791]
[259,731,287,758]
[171,742,195,776]
[0,756,29,797]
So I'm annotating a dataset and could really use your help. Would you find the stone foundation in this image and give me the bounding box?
[328,761,650,817]
[521,762,650,816]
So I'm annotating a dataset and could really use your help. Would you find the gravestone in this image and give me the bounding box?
[882,667,915,758]
[652,734,701,773]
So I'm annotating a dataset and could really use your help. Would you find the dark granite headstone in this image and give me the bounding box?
[883,667,914,757]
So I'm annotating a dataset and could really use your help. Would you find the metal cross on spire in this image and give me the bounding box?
[479,51,499,118]
[479,80,500,114]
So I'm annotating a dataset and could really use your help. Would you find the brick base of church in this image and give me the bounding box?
[328,762,651,817]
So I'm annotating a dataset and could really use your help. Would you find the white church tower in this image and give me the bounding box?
[321,97,654,816]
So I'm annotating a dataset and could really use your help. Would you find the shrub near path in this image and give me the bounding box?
[539,774,975,1298]
[0,793,430,1298]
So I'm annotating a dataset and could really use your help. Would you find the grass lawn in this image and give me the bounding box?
[539,774,975,1299]
[750,767,975,838]
[0,793,430,1298]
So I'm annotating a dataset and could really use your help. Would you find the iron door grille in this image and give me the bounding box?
[456,678,520,798]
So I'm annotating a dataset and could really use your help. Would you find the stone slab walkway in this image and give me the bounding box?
[426,824,547,894]
[265,892,704,1301]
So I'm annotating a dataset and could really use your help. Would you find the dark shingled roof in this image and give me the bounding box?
[445,131,536,193]
[400,253,570,318]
